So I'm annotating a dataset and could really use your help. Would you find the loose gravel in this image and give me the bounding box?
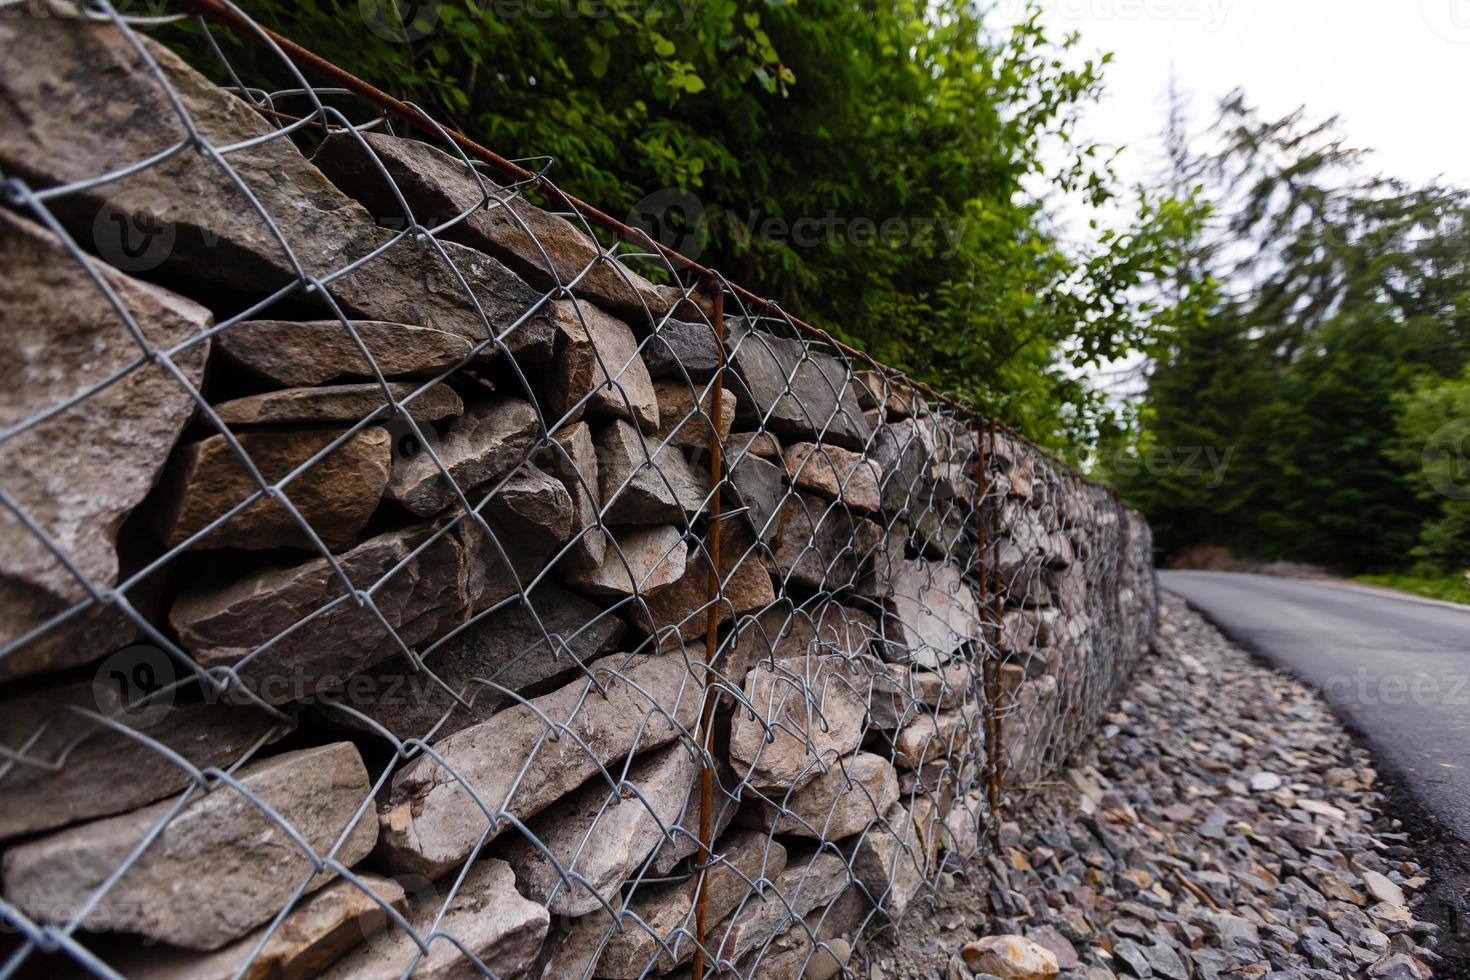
[855,592,1447,979]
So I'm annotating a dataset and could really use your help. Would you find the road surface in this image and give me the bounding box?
[1160,571,1470,845]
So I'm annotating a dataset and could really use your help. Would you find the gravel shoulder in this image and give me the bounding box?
[860,593,1449,979]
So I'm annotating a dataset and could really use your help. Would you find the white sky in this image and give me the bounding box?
[1026,0,1470,197]
[1006,0,1470,404]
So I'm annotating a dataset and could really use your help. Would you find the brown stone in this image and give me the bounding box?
[488,463,576,551]
[653,380,737,451]
[2,742,377,950]
[961,935,1060,980]
[312,130,685,321]
[890,710,974,770]
[156,427,390,551]
[318,860,548,980]
[728,655,869,792]
[538,421,605,569]
[212,382,462,426]
[563,524,688,599]
[632,525,775,648]
[741,752,899,841]
[388,396,540,517]
[546,300,658,431]
[782,443,882,513]
[218,320,475,387]
[0,680,288,840]
[596,419,706,524]
[725,448,789,545]
[727,431,783,461]
[502,741,699,915]
[375,654,702,877]
[106,874,409,980]
[851,371,921,420]
[0,210,210,676]
[171,520,528,705]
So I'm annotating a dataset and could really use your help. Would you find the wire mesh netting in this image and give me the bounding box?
[0,3,1157,977]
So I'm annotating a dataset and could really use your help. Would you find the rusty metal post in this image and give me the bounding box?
[983,417,1004,813]
[690,279,725,980]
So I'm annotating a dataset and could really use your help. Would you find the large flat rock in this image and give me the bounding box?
[0,681,287,840]
[212,382,462,426]
[877,558,982,668]
[170,520,525,704]
[319,581,625,742]
[728,655,869,793]
[218,320,475,388]
[0,18,553,360]
[546,300,658,430]
[319,859,548,980]
[596,419,706,524]
[155,427,391,552]
[376,653,701,877]
[313,130,683,321]
[631,524,775,649]
[2,742,378,950]
[502,741,699,915]
[0,211,210,678]
[766,493,883,592]
[725,318,870,450]
[740,751,899,841]
[387,397,540,518]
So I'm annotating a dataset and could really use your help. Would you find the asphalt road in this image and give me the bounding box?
[1160,571,1470,844]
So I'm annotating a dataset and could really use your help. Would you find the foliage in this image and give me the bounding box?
[1392,371,1470,570]
[169,0,1185,455]
[1353,573,1470,605]
[1112,91,1470,573]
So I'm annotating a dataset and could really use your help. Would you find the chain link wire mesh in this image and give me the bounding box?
[0,3,1157,977]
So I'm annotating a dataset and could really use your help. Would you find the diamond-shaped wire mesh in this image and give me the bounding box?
[0,3,1157,977]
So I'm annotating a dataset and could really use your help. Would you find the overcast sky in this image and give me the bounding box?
[1021,0,1469,210]
[1008,0,1470,401]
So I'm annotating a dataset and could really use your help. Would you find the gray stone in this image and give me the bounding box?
[376,653,701,877]
[155,426,391,551]
[724,448,790,545]
[727,430,783,460]
[766,493,883,592]
[643,319,724,381]
[0,211,210,678]
[218,320,474,388]
[171,520,529,704]
[725,318,870,450]
[889,709,975,770]
[0,21,553,360]
[0,680,287,840]
[848,802,924,918]
[320,582,624,741]
[596,419,706,524]
[563,524,688,599]
[546,829,783,978]
[709,852,843,966]
[851,371,921,421]
[538,421,605,569]
[503,741,699,915]
[313,130,684,321]
[1111,938,1153,976]
[728,655,869,792]
[105,874,408,980]
[875,559,981,668]
[782,442,883,513]
[487,463,576,552]
[318,859,548,980]
[212,382,462,426]
[388,396,540,517]
[2,742,377,950]
[546,300,659,431]
[869,419,931,514]
[729,601,880,686]
[741,751,899,841]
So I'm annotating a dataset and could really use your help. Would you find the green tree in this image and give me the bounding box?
[1394,372,1470,570]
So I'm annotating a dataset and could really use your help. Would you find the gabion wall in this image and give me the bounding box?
[0,6,1156,978]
